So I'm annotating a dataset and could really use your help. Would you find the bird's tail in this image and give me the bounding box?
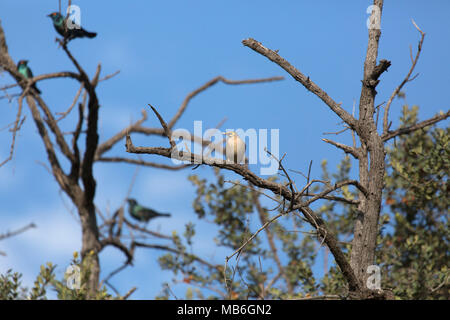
[83,30,97,38]
[32,84,41,94]
[158,213,171,217]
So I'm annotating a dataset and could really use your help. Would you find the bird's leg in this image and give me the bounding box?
[55,37,66,48]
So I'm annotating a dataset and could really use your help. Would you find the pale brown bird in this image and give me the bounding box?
[223,131,246,164]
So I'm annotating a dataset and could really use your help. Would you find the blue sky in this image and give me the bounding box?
[0,1,449,299]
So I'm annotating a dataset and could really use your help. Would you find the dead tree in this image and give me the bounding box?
[124,0,449,299]
[0,14,283,296]
[1,0,448,299]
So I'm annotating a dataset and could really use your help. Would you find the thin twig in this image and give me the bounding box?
[168,76,284,129]
[225,180,282,204]
[297,294,340,300]
[98,70,120,83]
[323,127,349,135]
[226,212,283,263]
[383,19,425,134]
[382,110,450,142]
[322,138,361,159]
[0,223,36,241]
[121,287,137,300]
[56,83,84,121]
[250,184,293,295]
[0,91,25,167]
[148,104,175,149]
[96,157,192,170]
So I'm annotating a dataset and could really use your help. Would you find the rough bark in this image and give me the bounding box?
[350,0,385,286]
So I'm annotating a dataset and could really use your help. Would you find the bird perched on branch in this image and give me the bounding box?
[126,198,171,223]
[223,131,246,164]
[17,60,41,94]
[47,12,97,43]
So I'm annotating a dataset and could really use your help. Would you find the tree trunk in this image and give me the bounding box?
[350,0,385,289]
[78,201,101,298]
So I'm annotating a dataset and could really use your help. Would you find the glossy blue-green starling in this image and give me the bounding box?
[17,60,41,94]
[126,198,171,223]
[47,12,97,42]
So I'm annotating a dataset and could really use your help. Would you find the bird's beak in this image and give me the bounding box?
[47,13,52,17]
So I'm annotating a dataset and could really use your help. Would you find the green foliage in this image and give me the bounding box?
[157,168,322,299]
[0,263,56,300]
[4,105,445,300]
[29,262,56,299]
[0,269,27,299]
[315,156,356,295]
[319,105,449,299]
[157,105,448,300]
[377,105,449,299]
[189,169,258,253]
[315,156,359,237]
[0,252,116,300]
[53,251,112,300]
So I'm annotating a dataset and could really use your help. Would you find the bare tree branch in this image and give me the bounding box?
[0,91,25,167]
[0,223,36,241]
[242,38,357,129]
[322,138,361,159]
[298,206,360,292]
[69,103,84,180]
[100,237,134,263]
[95,110,149,158]
[383,19,425,134]
[96,75,280,162]
[305,194,359,205]
[168,75,284,129]
[102,262,131,296]
[297,294,340,300]
[133,242,222,272]
[125,106,362,293]
[120,287,137,300]
[96,156,192,170]
[298,180,367,208]
[122,219,173,240]
[382,110,450,142]
[56,82,84,121]
[98,70,120,84]
[148,104,176,149]
[251,186,293,295]
[28,71,82,84]
[226,213,284,263]
[25,94,74,193]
